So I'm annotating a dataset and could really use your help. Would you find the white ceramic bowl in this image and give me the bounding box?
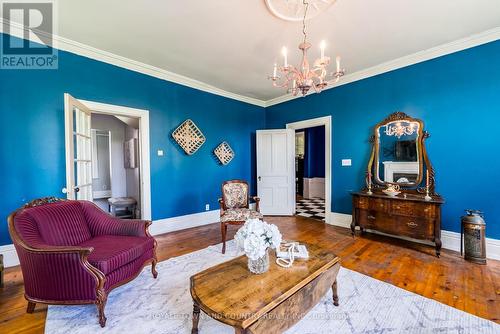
[383,190,401,197]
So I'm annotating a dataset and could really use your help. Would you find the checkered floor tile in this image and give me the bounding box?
[296,197,325,221]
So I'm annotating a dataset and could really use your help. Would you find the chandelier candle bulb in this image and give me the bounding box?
[273,63,277,78]
[336,56,341,72]
[320,40,326,59]
[282,47,288,67]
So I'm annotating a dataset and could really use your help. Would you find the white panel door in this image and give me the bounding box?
[64,93,93,200]
[256,129,295,215]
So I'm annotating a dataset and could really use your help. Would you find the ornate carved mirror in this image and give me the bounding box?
[367,112,436,194]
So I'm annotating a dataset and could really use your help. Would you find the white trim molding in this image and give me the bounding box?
[287,116,332,224]
[1,209,221,268]
[3,210,499,267]
[0,244,19,267]
[0,19,265,108]
[265,27,500,107]
[2,19,499,108]
[329,212,500,261]
[149,210,220,236]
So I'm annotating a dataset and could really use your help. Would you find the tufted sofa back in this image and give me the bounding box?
[14,201,92,247]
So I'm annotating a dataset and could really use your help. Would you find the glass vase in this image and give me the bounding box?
[247,249,270,274]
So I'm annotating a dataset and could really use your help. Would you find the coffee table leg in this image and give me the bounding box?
[332,279,339,306]
[192,302,200,334]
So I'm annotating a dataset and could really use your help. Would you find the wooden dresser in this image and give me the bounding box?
[351,191,444,256]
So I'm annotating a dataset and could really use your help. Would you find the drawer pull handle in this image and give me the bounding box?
[368,215,376,220]
[424,208,429,212]
[395,206,401,209]
[407,221,418,228]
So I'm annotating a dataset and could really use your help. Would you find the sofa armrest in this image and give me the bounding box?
[14,243,103,302]
[80,201,151,237]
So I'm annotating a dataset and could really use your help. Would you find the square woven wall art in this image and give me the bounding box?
[214,141,235,165]
[172,119,206,155]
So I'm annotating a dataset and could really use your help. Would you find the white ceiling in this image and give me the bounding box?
[18,1,500,102]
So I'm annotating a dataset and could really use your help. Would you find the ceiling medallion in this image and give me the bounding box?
[268,0,345,97]
[265,0,337,22]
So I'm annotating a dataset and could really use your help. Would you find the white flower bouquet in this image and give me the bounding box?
[235,219,282,261]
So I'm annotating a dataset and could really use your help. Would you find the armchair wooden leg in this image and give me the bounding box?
[221,222,227,254]
[96,290,108,327]
[152,258,158,278]
[26,301,36,313]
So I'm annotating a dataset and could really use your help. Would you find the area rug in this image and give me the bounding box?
[45,241,499,334]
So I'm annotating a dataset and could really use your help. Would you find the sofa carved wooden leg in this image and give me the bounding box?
[152,258,158,278]
[221,222,227,254]
[96,290,108,327]
[26,301,36,313]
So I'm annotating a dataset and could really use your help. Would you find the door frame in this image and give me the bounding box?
[286,116,331,224]
[64,96,152,220]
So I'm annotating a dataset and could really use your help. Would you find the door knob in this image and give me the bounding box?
[61,187,68,194]
[74,187,80,193]
[258,176,261,181]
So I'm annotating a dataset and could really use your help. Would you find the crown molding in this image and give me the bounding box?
[265,27,500,107]
[2,19,498,109]
[0,19,266,108]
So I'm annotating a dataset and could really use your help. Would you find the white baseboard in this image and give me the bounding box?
[329,212,500,260]
[0,244,19,268]
[1,209,221,268]
[149,209,220,236]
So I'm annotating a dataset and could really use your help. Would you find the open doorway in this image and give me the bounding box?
[294,126,326,221]
[91,114,141,218]
[286,116,331,224]
[64,94,151,220]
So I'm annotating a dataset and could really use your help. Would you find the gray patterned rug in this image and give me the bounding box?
[45,241,499,333]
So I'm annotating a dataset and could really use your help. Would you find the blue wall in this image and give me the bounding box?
[0,33,265,245]
[300,125,325,178]
[266,40,500,239]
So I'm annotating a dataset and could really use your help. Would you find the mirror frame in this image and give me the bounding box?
[367,112,436,194]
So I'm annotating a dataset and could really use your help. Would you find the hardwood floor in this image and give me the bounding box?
[1,216,499,333]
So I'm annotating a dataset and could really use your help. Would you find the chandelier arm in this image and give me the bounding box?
[272,65,303,88]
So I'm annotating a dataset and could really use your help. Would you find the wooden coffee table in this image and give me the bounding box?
[190,244,340,334]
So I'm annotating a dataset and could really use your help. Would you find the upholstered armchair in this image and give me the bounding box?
[7,197,158,327]
[219,180,263,254]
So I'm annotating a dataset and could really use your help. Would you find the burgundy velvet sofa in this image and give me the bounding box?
[7,197,158,327]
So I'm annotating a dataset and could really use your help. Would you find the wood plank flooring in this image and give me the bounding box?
[1,216,499,333]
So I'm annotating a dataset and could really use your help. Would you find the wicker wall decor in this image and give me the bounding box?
[172,119,206,155]
[214,141,235,165]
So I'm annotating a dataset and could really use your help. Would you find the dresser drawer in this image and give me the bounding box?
[396,216,434,240]
[391,201,436,218]
[369,198,389,212]
[353,196,369,209]
[357,210,396,234]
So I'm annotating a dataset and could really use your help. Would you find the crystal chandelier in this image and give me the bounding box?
[268,0,345,96]
[385,122,417,139]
